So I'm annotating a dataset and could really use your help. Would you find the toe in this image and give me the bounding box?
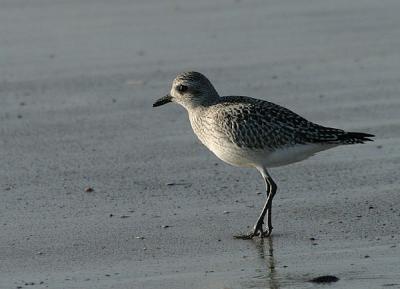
[233,232,256,240]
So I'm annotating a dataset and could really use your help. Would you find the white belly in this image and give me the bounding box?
[206,141,256,167]
[260,144,337,167]
[202,139,336,168]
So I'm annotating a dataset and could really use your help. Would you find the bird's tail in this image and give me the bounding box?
[336,132,375,144]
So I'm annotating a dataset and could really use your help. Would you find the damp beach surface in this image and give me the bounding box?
[1,0,400,288]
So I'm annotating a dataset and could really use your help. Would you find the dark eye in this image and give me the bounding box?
[177,84,188,93]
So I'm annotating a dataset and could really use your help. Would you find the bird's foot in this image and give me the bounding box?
[261,228,272,238]
[233,231,259,240]
[234,222,266,240]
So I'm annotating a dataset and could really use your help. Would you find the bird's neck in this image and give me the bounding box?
[182,95,220,112]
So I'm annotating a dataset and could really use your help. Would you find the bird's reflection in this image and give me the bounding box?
[254,237,280,289]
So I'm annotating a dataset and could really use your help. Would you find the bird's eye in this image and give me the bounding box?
[177,84,188,93]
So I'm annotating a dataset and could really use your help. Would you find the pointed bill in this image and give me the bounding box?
[153,94,172,107]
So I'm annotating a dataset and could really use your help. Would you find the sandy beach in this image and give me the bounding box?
[1,0,400,288]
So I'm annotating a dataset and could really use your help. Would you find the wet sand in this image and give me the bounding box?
[1,0,400,288]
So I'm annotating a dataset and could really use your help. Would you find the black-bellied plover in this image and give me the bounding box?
[153,71,374,239]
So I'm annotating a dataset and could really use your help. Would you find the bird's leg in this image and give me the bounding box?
[234,189,271,239]
[251,178,271,236]
[234,169,277,239]
[234,190,268,239]
[261,173,277,237]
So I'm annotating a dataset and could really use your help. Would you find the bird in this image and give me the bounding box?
[153,71,374,239]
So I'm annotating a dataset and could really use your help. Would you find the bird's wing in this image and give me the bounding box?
[207,96,345,150]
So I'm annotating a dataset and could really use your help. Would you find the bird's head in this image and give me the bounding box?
[153,71,219,110]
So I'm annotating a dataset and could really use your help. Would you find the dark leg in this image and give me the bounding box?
[262,173,277,237]
[234,169,277,239]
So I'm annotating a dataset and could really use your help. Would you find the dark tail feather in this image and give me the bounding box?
[337,132,375,144]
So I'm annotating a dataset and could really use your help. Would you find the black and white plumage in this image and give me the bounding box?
[211,96,372,146]
[153,71,374,239]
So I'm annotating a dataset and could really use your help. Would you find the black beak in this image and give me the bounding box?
[153,94,172,107]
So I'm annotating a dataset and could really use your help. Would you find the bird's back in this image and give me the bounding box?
[195,96,354,149]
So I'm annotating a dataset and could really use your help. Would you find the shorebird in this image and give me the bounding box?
[153,71,374,239]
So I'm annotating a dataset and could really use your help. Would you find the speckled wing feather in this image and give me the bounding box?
[206,96,370,150]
